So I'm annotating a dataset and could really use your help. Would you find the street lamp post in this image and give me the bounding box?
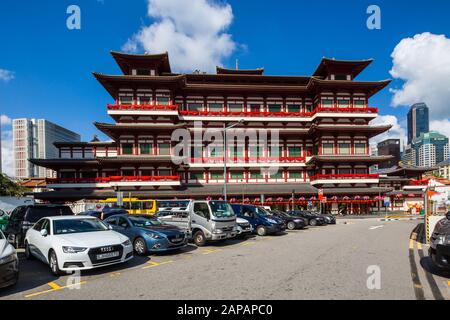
[223,120,244,202]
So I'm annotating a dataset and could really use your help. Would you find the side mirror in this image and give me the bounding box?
[40,229,48,237]
[446,211,450,220]
[108,225,113,230]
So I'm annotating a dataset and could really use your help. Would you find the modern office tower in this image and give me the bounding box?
[407,103,429,145]
[377,139,401,169]
[411,131,449,167]
[13,119,80,179]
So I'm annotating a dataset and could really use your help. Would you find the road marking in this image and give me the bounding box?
[409,239,415,250]
[201,248,222,255]
[142,260,173,269]
[416,241,423,250]
[411,232,418,240]
[25,281,87,298]
[47,282,62,290]
[110,272,121,277]
[448,280,450,287]
[240,241,256,246]
[369,225,384,230]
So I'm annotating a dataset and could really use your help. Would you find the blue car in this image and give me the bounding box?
[104,214,188,255]
[231,204,286,236]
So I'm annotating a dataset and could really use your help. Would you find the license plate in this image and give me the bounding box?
[96,251,120,260]
[172,238,182,242]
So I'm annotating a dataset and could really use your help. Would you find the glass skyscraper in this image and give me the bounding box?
[407,103,429,145]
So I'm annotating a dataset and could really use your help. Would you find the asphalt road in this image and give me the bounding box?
[1,218,449,300]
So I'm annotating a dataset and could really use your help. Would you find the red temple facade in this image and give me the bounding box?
[32,51,394,213]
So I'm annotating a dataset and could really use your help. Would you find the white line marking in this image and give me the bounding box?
[369,225,384,230]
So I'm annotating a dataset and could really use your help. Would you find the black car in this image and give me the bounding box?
[318,213,337,225]
[429,211,450,270]
[287,210,326,226]
[81,208,129,220]
[270,210,307,230]
[4,204,73,248]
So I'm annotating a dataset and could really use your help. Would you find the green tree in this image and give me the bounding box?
[0,174,30,197]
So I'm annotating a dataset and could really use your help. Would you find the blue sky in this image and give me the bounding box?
[1,0,450,175]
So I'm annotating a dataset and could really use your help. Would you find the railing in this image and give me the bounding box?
[309,173,380,181]
[189,156,306,163]
[47,176,180,184]
[107,104,179,111]
[409,179,429,186]
[313,106,379,114]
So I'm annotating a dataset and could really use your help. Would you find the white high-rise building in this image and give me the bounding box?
[13,119,80,179]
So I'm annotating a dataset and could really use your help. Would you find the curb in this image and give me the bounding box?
[379,217,424,222]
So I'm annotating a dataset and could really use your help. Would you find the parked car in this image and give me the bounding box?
[104,214,188,255]
[0,230,19,288]
[0,209,9,232]
[158,200,237,246]
[5,204,74,248]
[429,211,450,270]
[24,216,133,276]
[80,208,129,220]
[235,217,253,237]
[318,213,337,225]
[231,204,286,236]
[270,210,307,230]
[287,210,326,226]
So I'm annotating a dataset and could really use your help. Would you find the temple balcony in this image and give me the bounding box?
[309,173,380,185]
[107,103,180,117]
[186,156,307,168]
[46,175,181,189]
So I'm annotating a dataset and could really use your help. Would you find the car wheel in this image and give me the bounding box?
[25,241,34,260]
[309,219,317,226]
[134,237,148,255]
[193,231,206,247]
[256,226,267,236]
[49,250,63,276]
[287,222,296,230]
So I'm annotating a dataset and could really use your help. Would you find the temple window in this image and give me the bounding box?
[210,172,224,180]
[228,103,243,112]
[271,171,283,180]
[187,103,203,111]
[321,98,334,108]
[122,169,135,176]
[158,169,172,176]
[322,143,334,155]
[353,99,366,108]
[338,143,351,155]
[289,172,302,179]
[190,172,203,180]
[60,171,76,179]
[250,171,263,179]
[121,143,134,155]
[119,95,133,105]
[230,172,244,180]
[337,98,350,108]
[249,104,261,112]
[140,169,153,176]
[138,96,151,105]
[268,104,282,112]
[334,74,349,81]
[156,96,170,106]
[158,143,171,155]
[354,143,367,155]
[80,171,97,179]
[288,146,302,157]
[139,143,153,155]
[354,168,367,174]
[287,104,301,113]
[208,103,223,112]
[136,69,151,76]
[338,168,352,174]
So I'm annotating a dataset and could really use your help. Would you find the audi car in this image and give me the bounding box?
[24,216,133,276]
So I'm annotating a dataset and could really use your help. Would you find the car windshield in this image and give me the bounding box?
[53,218,108,235]
[129,216,163,227]
[157,200,190,209]
[210,201,235,218]
[26,206,73,223]
[255,207,271,216]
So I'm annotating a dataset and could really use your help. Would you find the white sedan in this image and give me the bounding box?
[24,216,133,275]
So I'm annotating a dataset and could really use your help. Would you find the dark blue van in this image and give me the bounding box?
[231,204,286,236]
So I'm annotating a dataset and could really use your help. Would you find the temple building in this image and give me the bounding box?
[32,51,394,213]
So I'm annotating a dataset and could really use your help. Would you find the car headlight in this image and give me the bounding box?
[267,219,277,224]
[293,219,303,223]
[146,232,163,239]
[213,229,224,234]
[122,239,131,246]
[62,246,87,254]
[0,253,17,265]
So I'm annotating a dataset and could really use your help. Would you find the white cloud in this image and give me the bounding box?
[370,114,407,149]
[0,115,12,126]
[390,32,450,121]
[0,69,14,82]
[430,119,450,140]
[122,0,237,73]
[1,127,14,177]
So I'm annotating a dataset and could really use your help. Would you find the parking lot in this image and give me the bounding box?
[1,218,449,300]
